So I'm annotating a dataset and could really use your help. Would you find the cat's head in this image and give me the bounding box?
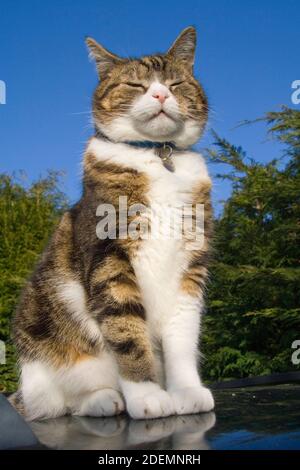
[86,27,208,148]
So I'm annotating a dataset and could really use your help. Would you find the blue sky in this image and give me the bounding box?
[0,0,299,213]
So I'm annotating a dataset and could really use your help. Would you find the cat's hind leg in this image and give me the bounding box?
[21,351,124,420]
[21,361,67,421]
[60,352,125,418]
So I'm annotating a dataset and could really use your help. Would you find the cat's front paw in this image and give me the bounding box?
[170,386,214,415]
[126,390,174,420]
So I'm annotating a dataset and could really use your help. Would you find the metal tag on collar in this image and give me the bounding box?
[157,143,175,172]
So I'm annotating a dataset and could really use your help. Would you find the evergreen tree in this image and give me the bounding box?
[0,172,66,392]
[202,107,300,381]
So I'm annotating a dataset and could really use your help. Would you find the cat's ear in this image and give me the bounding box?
[85,37,125,80]
[166,27,196,70]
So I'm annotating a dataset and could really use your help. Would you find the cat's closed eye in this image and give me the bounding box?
[169,80,185,89]
[125,82,147,91]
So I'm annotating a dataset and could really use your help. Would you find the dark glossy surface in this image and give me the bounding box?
[0,394,39,449]
[210,384,300,449]
[27,384,300,450]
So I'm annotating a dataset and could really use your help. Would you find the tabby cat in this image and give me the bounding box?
[10,27,215,420]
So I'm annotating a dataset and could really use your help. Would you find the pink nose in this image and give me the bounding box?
[152,92,167,104]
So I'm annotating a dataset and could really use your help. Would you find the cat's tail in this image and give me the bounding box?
[8,390,25,417]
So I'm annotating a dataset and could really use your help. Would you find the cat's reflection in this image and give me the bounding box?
[127,413,216,450]
[29,412,215,450]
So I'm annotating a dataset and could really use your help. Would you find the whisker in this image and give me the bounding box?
[69,110,92,116]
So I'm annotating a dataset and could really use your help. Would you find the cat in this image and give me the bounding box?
[10,26,215,421]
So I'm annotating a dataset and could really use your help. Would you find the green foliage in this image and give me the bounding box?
[202,107,300,382]
[0,172,67,392]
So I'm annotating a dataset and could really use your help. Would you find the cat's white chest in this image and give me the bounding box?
[131,150,209,336]
[88,138,210,336]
